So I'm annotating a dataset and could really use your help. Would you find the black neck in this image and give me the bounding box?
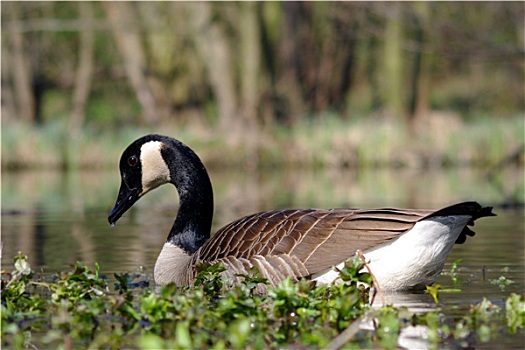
[163,139,214,254]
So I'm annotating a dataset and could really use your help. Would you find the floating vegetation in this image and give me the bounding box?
[506,293,525,334]
[490,275,515,290]
[1,253,523,349]
[425,284,442,305]
[449,258,463,285]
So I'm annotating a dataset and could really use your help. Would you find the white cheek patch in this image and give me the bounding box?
[140,141,171,194]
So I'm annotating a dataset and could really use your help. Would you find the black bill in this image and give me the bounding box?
[108,183,140,226]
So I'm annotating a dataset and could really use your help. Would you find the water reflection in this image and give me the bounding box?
[2,166,524,346]
[2,166,523,271]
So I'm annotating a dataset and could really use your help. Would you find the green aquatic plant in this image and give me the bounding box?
[1,253,523,349]
[505,293,525,334]
[1,253,47,349]
[375,307,403,350]
[425,284,442,305]
[490,275,515,290]
[449,258,462,285]
[453,298,502,344]
[421,310,447,346]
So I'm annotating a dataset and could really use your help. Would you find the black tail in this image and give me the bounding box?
[423,201,496,244]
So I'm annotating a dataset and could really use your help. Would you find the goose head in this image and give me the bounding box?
[108,134,214,253]
[108,135,171,225]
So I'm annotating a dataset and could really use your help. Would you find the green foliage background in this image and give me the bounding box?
[2,2,524,168]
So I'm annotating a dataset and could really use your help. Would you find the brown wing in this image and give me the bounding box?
[197,207,432,276]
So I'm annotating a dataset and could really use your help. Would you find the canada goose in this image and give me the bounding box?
[108,134,494,290]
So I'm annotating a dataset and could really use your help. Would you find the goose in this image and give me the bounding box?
[108,134,494,290]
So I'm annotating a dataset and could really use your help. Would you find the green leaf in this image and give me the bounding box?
[175,321,192,349]
[425,284,441,305]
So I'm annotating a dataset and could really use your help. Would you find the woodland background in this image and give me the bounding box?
[2,2,524,169]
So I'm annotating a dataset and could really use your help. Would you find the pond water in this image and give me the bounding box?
[2,166,524,348]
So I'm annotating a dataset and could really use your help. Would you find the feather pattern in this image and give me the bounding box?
[188,207,459,287]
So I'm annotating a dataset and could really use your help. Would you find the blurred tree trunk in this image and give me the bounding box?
[239,2,260,131]
[408,2,432,133]
[137,2,173,124]
[70,1,94,136]
[259,2,282,127]
[276,2,306,125]
[102,2,159,125]
[1,37,16,122]
[185,2,239,135]
[238,2,262,166]
[7,2,36,123]
[312,2,333,112]
[319,3,357,113]
[382,2,405,121]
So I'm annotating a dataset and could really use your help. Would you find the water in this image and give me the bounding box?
[2,166,524,347]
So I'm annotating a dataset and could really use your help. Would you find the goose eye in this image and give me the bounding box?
[127,155,138,167]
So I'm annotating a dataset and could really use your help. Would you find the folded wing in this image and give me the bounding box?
[197,207,433,276]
